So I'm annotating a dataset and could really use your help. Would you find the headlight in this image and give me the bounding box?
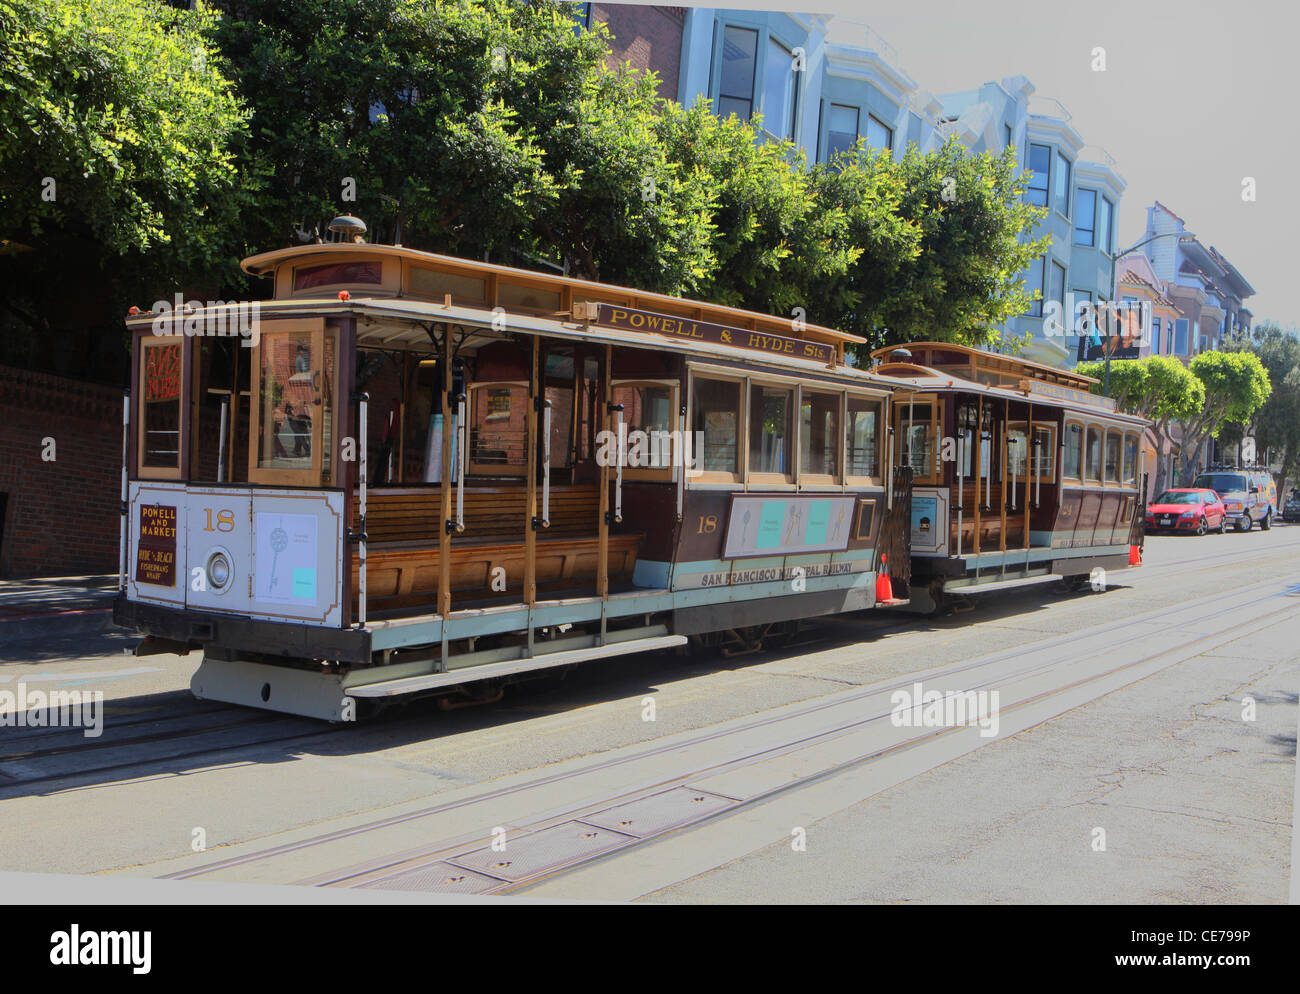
[206,549,234,593]
[1180,510,1196,519]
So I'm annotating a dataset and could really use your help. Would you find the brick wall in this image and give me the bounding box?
[594,4,686,101]
[0,365,124,578]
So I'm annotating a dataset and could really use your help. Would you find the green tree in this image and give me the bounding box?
[0,0,249,378]
[846,138,1049,354]
[1224,323,1300,490]
[1076,355,1204,493]
[1172,351,1272,485]
[209,0,718,292]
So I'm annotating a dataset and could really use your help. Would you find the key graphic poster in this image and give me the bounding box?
[255,511,319,604]
[722,496,857,559]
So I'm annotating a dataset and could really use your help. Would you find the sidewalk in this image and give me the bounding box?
[0,575,119,641]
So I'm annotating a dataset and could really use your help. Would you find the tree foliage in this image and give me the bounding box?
[1,0,1055,385]
[1172,351,1271,484]
[1076,355,1204,492]
[1223,323,1300,490]
[0,0,249,374]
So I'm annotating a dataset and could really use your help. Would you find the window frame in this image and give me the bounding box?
[467,380,530,477]
[137,334,189,481]
[1122,431,1140,487]
[1054,150,1072,217]
[716,24,759,121]
[246,317,335,487]
[1074,188,1097,246]
[747,381,796,486]
[1026,143,1051,207]
[1007,421,1057,483]
[610,379,680,483]
[895,394,942,486]
[1084,424,1103,484]
[688,370,746,485]
[826,102,860,161]
[1104,428,1122,485]
[864,114,893,152]
[844,391,885,487]
[1062,420,1085,484]
[798,386,843,487]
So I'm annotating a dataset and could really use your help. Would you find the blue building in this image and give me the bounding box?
[590,6,1128,368]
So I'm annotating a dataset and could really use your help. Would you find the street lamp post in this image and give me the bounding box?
[1100,231,1196,397]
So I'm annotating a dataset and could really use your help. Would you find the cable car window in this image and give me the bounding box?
[899,401,937,482]
[256,332,315,471]
[1085,426,1103,483]
[141,338,183,474]
[469,383,528,475]
[1031,425,1055,479]
[800,391,840,479]
[1122,432,1138,486]
[613,381,676,476]
[845,395,880,480]
[1063,422,1083,480]
[691,377,741,477]
[749,384,793,478]
[1104,430,1122,483]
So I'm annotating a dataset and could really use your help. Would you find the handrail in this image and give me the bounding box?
[119,391,130,593]
[356,392,369,628]
[455,392,466,532]
[608,402,625,524]
[956,429,964,559]
[675,404,686,522]
[540,398,552,529]
[216,396,229,484]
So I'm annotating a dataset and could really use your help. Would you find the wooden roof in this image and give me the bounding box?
[240,242,863,348]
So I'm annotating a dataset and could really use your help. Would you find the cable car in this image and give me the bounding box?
[113,218,911,719]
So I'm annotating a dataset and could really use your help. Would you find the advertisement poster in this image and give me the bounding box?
[255,511,319,604]
[723,495,857,559]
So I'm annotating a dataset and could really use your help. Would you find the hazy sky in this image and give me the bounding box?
[632,1,1297,327]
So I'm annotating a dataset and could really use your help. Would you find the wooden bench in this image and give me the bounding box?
[350,484,640,610]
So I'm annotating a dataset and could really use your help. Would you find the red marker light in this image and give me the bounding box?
[128,306,140,316]
[338,290,350,301]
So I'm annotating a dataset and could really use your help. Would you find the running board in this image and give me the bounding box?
[346,634,688,698]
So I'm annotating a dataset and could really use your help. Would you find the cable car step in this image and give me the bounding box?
[346,634,688,697]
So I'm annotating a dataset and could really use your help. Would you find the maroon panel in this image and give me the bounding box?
[1075,491,1102,548]
[614,482,678,560]
[474,340,530,381]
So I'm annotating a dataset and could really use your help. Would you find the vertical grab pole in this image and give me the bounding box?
[119,391,130,593]
[886,425,895,510]
[357,392,369,628]
[540,398,552,528]
[610,403,625,524]
[455,392,466,532]
[216,396,229,484]
[956,427,964,559]
[675,404,686,522]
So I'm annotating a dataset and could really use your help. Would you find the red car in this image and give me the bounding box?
[1144,488,1227,535]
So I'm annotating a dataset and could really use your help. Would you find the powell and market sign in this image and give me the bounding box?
[576,302,837,365]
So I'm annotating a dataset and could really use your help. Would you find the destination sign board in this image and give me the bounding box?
[579,302,836,365]
[135,504,177,586]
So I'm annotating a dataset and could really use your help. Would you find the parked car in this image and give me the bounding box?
[1192,469,1274,531]
[1283,488,1300,523]
[1144,488,1227,535]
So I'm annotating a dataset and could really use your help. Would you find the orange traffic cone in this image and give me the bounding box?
[1129,544,1142,566]
[876,554,894,603]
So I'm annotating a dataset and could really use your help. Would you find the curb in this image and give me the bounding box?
[0,607,115,643]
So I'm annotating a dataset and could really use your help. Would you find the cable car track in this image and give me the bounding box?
[151,576,1295,890]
